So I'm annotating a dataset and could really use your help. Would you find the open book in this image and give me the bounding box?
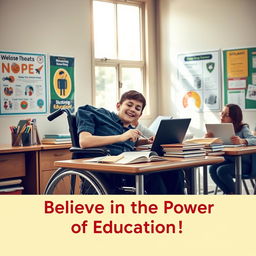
[85,151,165,164]
[183,137,223,145]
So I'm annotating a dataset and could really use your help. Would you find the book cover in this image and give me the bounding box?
[164,153,206,158]
[0,178,22,186]
[163,149,206,155]
[0,186,24,194]
[206,151,225,156]
[163,148,204,152]
[44,134,71,139]
[41,138,71,144]
[205,147,224,152]
[205,144,224,149]
[161,143,204,149]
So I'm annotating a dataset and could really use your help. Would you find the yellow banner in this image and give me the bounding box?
[0,195,255,256]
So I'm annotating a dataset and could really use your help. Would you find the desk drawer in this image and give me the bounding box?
[0,153,26,179]
[40,149,71,170]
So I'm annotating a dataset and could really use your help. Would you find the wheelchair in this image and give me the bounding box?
[44,109,136,195]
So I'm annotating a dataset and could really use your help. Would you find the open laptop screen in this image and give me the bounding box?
[151,118,191,156]
[205,123,235,145]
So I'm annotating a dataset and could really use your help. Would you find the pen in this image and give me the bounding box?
[140,134,149,140]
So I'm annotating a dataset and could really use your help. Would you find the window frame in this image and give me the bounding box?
[91,0,148,113]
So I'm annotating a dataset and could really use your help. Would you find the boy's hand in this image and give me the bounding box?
[135,136,155,146]
[121,129,141,142]
[147,136,155,144]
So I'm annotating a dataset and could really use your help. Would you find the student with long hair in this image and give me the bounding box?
[208,104,256,194]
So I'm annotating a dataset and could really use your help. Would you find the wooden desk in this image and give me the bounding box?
[201,146,256,195]
[223,146,256,194]
[0,145,41,194]
[39,144,72,193]
[0,144,72,194]
[54,156,224,194]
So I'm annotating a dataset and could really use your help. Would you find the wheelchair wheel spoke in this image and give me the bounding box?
[44,169,108,195]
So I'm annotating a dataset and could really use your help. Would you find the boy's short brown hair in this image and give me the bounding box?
[119,90,146,111]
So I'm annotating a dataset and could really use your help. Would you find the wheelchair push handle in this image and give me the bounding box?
[47,109,71,121]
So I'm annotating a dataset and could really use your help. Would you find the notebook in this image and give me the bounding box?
[205,123,243,147]
[151,118,191,156]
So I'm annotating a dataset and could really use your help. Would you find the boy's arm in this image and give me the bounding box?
[79,130,141,148]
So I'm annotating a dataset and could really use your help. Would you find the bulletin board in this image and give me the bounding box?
[223,47,256,109]
[177,50,221,112]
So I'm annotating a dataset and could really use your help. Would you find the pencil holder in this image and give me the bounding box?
[11,133,22,146]
[22,133,31,146]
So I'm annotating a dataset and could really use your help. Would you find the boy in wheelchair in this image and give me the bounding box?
[76,90,184,194]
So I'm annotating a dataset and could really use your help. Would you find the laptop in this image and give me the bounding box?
[151,118,191,156]
[205,123,243,147]
[148,116,171,134]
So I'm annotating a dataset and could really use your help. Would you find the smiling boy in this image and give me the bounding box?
[76,90,184,194]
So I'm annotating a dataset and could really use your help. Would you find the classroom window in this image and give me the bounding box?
[93,0,145,111]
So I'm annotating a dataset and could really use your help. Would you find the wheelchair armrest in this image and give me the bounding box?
[69,147,110,156]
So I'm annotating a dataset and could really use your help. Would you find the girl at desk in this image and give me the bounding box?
[207,104,256,194]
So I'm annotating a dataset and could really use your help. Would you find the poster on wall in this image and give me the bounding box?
[0,51,47,115]
[223,47,256,109]
[50,56,75,113]
[177,50,221,112]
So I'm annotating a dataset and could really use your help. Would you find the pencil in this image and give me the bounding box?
[140,134,149,140]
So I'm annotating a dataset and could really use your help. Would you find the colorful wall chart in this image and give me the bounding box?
[177,50,221,112]
[0,51,47,115]
[223,47,256,109]
[50,56,75,113]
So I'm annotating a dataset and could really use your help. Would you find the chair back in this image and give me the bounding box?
[250,154,256,178]
[67,113,80,148]
[47,109,110,159]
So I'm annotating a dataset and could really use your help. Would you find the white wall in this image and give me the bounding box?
[0,0,92,144]
[0,0,157,144]
[4,0,254,143]
[157,0,256,137]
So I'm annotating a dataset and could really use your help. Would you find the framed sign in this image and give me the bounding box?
[177,50,221,112]
[0,51,47,115]
[49,55,75,113]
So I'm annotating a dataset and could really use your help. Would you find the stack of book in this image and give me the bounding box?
[41,133,71,144]
[183,137,224,156]
[161,143,206,158]
[0,179,24,194]
[204,144,224,156]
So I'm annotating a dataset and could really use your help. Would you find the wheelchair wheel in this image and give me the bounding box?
[44,168,109,195]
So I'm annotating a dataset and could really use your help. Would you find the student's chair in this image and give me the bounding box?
[214,154,256,195]
[239,154,256,194]
[44,109,136,195]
